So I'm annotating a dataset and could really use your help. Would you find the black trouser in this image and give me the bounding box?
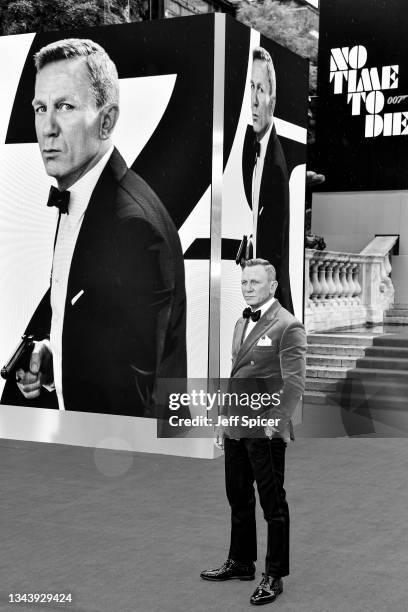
[224,436,289,578]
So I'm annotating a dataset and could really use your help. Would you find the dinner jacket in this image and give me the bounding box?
[229,300,306,440]
[242,125,293,313]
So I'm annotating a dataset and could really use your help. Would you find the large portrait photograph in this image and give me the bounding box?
[0,17,215,454]
[219,18,308,379]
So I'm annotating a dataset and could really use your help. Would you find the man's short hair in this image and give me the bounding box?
[242,258,277,283]
[253,46,276,112]
[34,38,119,109]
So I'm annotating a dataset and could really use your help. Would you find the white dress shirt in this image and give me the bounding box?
[50,146,114,410]
[243,296,275,341]
[251,120,273,257]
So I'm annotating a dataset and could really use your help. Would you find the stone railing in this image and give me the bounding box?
[305,236,398,332]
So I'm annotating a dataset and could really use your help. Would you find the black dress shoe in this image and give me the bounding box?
[250,574,283,605]
[200,558,255,581]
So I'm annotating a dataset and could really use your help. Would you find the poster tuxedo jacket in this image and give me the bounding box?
[242,124,293,313]
[229,300,306,440]
[1,148,187,417]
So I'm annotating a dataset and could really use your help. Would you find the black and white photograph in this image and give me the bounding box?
[0,1,407,611]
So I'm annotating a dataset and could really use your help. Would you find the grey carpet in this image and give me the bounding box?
[0,438,407,612]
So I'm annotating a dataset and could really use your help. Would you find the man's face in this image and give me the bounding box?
[241,265,277,310]
[251,59,274,141]
[33,57,103,190]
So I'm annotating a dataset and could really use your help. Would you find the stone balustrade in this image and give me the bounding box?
[304,235,398,332]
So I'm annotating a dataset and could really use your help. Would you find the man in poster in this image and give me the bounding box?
[201,259,306,606]
[242,47,293,313]
[1,38,187,417]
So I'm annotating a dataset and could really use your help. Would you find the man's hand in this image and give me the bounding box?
[16,340,53,399]
[264,424,278,439]
[214,425,225,451]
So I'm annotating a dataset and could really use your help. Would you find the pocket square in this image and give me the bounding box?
[71,289,84,306]
[256,335,272,346]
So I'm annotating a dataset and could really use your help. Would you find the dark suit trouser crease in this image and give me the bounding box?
[225,436,289,578]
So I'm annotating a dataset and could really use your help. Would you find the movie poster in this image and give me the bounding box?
[316,0,408,190]
[0,17,215,455]
[220,18,308,378]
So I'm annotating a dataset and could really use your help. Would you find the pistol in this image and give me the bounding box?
[236,235,248,266]
[1,334,35,380]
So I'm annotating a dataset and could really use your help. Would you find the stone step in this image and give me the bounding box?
[303,390,332,405]
[356,356,408,371]
[306,376,408,396]
[307,334,374,347]
[344,379,408,396]
[307,354,357,368]
[385,309,408,317]
[339,394,408,410]
[365,345,408,359]
[348,367,408,381]
[391,303,408,309]
[307,343,367,357]
[304,390,408,410]
[305,378,342,392]
[306,366,350,379]
[383,317,408,324]
[373,335,408,348]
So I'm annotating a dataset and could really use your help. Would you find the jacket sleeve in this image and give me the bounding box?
[25,288,52,340]
[113,217,174,409]
[272,321,307,432]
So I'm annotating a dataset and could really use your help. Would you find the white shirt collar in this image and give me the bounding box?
[62,144,114,222]
[257,119,274,161]
[254,296,275,318]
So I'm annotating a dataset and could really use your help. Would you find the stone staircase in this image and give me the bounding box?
[305,330,408,413]
[384,303,408,325]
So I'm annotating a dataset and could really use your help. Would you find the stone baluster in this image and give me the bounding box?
[379,260,386,293]
[304,254,313,309]
[346,262,354,305]
[339,261,349,306]
[317,261,329,304]
[310,259,321,304]
[380,254,392,291]
[332,262,343,304]
[325,260,337,300]
[352,263,362,304]
[384,253,392,281]
[380,252,395,307]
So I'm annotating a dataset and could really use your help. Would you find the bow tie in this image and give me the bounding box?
[47,185,70,214]
[243,307,261,322]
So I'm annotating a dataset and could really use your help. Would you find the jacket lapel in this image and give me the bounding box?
[232,318,247,359]
[66,148,126,301]
[231,300,281,375]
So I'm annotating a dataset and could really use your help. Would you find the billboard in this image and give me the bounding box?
[220,19,308,378]
[316,0,408,190]
[0,15,308,454]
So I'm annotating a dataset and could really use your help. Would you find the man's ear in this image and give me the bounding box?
[99,104,119,140]
[271,280,278,296]
[269,95,276,117]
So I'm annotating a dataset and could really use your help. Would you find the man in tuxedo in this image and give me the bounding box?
[242,47,292,313]
[201,259,306,606]
[1,38,186,417]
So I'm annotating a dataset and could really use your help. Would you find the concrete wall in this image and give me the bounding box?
[312,191,408,303]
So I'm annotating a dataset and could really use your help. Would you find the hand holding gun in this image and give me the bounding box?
[236,235,248,266]
[2,336,53,399]
[1,335,34,380]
